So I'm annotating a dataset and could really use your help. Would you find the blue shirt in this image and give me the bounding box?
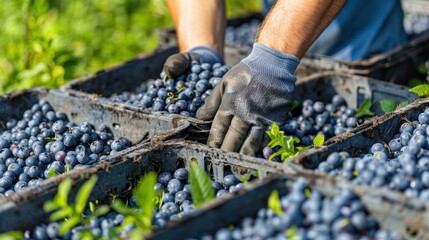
[263,0,407,61]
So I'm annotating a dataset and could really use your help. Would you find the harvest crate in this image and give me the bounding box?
[0,140,292,233]
[151,173,428,239]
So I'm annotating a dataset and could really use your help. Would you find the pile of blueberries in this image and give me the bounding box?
[27,168,244,239]
[108,61,231,117]
[316,108,429,200]
[202,179,403,240]
[0,100,130,196]
[225,20,260,48]
[151,169,244,228]
[261,95,363,160]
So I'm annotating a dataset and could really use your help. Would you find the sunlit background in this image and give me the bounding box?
[0,0,261,94]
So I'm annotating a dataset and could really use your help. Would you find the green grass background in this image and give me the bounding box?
[0,0,261,94]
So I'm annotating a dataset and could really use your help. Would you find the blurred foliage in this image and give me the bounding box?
[0,0,261,94]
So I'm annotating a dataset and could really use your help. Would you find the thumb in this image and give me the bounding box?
[163,52,199,78]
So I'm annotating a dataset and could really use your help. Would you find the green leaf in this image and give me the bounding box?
[408,78,425,88]
[266,123,285,148]
[418,63,427,75]
[380,99,397,113]
[305,189,311,198]
[92,205,110,217]
[287,226,298,240]
[54,178,72,208]
[268,190,283,216]
[240,176,249,185]
[399,100,408,107]
[47,168,57,178]
[133,172,157,222]
[290,100,299,111]
[77,230,94,240]
[356,98,375,118]
[313,134,325,147]
[154,191,165,210]
[112,200,134,216]
[59,215,81,236]
[75,175,98,214]
[49,207,72,221]
[410,84,429,97]
[105,227,121,240]
[89,201,95,213]
[189,162,215,207]
[0,231,24,240]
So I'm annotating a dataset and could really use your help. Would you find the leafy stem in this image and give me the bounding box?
[266,123,324,162]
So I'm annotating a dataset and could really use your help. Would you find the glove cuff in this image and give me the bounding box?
[242,43,300,85]
[189,46,225,65]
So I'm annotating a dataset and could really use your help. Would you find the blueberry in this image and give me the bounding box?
[262,147,273,160]
[158,172,172,186]
[196,79,209,93]
[174,190,189,205]
[54,151,66,162]
[52,120,67,134]
[63,133,77,147]
[313,102,325,113]
[174,168,188,181]
[46,222,59,239]
[160,202,179,216]
[77,152,89,164]
[191,65,202,74]
[50,141,65,154]
[39,152,52,165]
[8,163,22,175]
[14,180,28,192]
[0,177,12,189]
[90,140,104,154]
[167,179,182,194]
[111,139,126,151]
[332,95,345,106]
[223,175,238,188]
[27,166,41,178]
[168,104,179,114]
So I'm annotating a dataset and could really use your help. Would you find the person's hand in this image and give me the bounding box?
[163,46,224,78]
[196,43,300,156]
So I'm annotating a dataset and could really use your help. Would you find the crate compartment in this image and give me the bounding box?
[2,140,291,235]
[151,174,426,239]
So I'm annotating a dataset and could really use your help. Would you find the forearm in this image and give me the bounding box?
[257,0,347,58]
[166,0,226,55]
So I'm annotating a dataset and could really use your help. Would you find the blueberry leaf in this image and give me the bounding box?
[418,63,427,75]
[408,78,425,88]
[356,98,374,118]
[189,162,215,207]
[380,99,397,113]
[313,134,325,147]
[410,84,429,97]
[290,100,299,111]
[133,172,157,228]
[75,175,98,214]
[268,190,283,216]
[399,100,408,107]
[0,231,24,240]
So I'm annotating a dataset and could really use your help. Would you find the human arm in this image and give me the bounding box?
[163,0,226,77]
[197,0,347,155]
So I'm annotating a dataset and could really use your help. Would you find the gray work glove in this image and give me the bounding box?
[196,43,300,156]
[163,46,224,78]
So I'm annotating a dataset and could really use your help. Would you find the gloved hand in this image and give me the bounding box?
[196,43,300,156]
[163,46,224,78]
